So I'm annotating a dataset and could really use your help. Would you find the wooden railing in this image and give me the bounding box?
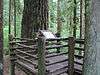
[9,36,84,75]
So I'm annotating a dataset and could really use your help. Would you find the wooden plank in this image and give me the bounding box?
[46,52,68,58]
[46,37,68,41]
[9,41,27,44]
[75,47,84,51]
[46,44,68,50]
[74,55,84,58]
[46,61,68,73]
[15,61,37,75]
[14,37,37,41]
[16,50,37,56]
[16,55,37,67]
[74,64,82,73]
[74,58,83,66]
[47,66,68,75]
[46,55,68,66]
[75,39,84,44]
[16,49,37,59]
[10,47,24,50]
[16,43,37,49]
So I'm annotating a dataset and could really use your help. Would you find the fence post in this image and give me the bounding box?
[9,35,16,75]
[68,37,75,75]
[38,37,46,75]
[56,33,61,53]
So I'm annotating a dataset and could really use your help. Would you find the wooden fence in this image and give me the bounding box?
[9,36,84,75]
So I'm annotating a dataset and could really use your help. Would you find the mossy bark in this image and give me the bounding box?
[21,0,48,38]
[83,0,100,75]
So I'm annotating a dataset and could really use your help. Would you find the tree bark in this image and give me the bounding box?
[73,0,77,38]
[79,0,83,55]
[21,0,48,38]
[83,0,100,75]
[9,0,14,36]
[80,0,83,39]
[0,0,3,74]
[57,0,62,37]
[14,0,16,37]
[69,15,73,36]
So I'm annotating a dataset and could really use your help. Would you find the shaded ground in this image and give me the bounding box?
[3,55,26,75]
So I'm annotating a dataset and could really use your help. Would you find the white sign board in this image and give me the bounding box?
[39,30,56,39]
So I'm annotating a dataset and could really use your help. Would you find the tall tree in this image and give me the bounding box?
[21,0,48,38]
[80,0,83,39]
[0,0,3,74]
[83,0,100,75]
[80,0,85,39]
[9,0,14,35]
[69,14,73,36]
[79,0,83,55]
[73,0,77,38]
[57,0,62,37]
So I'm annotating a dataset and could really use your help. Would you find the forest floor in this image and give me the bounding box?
[3,55,26,75]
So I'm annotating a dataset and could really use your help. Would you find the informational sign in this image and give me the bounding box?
[39,30,56,39]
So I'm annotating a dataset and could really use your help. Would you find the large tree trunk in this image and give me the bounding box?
[0,0,3,74]
[21,0,48,38]
[57,0,62,37]
[83,0,100,75]
[73,0,77,38]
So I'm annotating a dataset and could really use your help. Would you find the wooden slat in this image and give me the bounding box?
[46,55,68,66]
[47,66,68,75]
[46,52,68,58]
[74,65,82,73]
[46,37,68,41]
[13,37,37,41]
[46,61,68,73]
[15,61,37,75]
[74,55,84,58]
[75,47,84,51]
[16,49,37,59]
[75,39,84,44]
[46,59,68,66]
[16,43,37,49]
[10,47,24,50]
[9,41,27,44]
[74,61,83,65]
[46,44,68,49]
[16,55,37,67]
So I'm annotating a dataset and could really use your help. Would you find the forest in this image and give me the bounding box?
[3,0,85,54]
[0,0,100,75]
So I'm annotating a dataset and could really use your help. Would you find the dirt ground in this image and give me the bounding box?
[3,55,26,75]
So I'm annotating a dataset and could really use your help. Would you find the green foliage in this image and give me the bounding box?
[49,0,80,37]
[3,0,23,54]
[49,0,57,33]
